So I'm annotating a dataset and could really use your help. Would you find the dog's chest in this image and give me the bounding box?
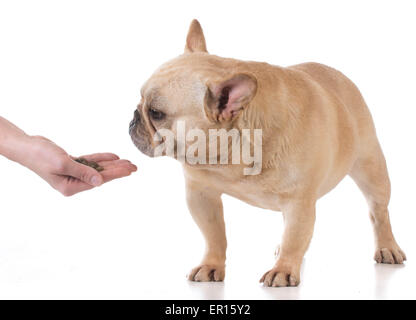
[221,178,284,211]
[187,167,286,212]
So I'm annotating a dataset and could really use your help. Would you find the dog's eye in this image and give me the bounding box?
[149,108,165,121]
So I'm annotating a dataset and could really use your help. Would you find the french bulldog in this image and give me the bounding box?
[129,19,405,287]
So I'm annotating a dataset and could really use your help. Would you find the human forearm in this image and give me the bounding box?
[0,116,31,165]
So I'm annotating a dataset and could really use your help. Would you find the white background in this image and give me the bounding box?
[0,0,415,299]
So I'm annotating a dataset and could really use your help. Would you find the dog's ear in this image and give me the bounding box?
[185,19,208,53]
[205,74,257,122]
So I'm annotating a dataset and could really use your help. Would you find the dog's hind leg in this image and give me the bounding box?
[349,140,406,264]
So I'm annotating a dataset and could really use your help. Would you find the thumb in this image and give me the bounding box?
[64,159,104,186]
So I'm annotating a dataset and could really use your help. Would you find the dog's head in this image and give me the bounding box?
[129,20,258,161]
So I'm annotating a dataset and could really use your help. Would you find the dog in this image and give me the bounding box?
[129,19,405,287]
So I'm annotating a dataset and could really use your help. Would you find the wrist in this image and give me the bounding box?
[0,116,30,164]
[0,130,33,166]
[14,135,46,170]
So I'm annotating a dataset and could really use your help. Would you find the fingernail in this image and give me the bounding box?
[91,175,101,186]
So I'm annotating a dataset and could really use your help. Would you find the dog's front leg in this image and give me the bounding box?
[261,200,316,287]
[185,181,226,282]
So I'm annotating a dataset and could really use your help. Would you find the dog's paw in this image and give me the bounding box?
[260,268,299,287]
[187,264,225,282]
[374,247,406,264]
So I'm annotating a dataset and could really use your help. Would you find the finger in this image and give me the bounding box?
[102,163,137,172]
[100,167,134,183]
[79,153,120,162]
[98,159,137,171]
[63,159,103,186]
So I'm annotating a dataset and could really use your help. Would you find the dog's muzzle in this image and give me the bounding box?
[129,109,140,134]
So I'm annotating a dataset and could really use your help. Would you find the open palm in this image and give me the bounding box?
[25,136,137,196]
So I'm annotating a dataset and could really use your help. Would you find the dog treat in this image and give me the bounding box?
[74,157,104,172]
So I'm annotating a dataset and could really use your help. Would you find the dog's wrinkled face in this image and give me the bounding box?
[129,20,257,160]
[129,65,209,158]
[129,108,155,157]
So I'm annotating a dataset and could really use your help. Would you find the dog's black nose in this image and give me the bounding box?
[129,110,140,133]
[134,109,140,120]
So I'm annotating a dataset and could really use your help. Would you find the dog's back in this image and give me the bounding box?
[289,62,378,148]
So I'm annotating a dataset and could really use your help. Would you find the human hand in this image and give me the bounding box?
[21,136,137,196]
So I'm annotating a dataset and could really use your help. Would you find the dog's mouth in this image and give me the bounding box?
[131,136,155,158]
[129,119,136,135]
[129,109,141,135]
[129,125,155,158]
